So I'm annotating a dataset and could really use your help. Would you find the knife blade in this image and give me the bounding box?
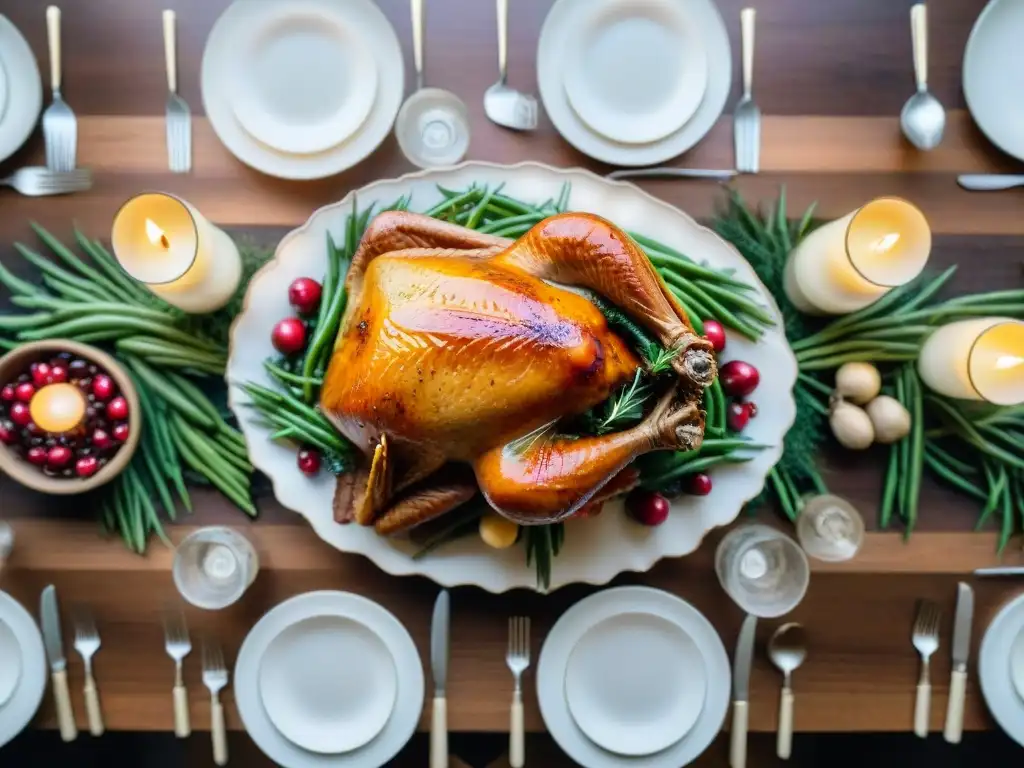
[40,585,77,741]
[429,589,450,768]
[944,581,974,744]
[730,614,757,768]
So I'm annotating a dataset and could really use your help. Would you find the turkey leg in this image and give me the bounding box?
[495,213,716,387]
[473,389,702,525]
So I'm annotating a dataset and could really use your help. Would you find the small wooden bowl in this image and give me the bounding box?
[0,340,141,495]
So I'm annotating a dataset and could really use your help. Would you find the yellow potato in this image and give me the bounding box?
[479,513,519,549]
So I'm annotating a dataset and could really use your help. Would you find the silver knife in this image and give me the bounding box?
[943,581,973,744]
[430,590,450,768]
[957,174,1024,191]
[607,168,738,181]
[40,585,77,741]
[730,614,757,768]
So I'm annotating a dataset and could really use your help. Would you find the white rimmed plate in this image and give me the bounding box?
[538,0,729,166]
[963,0,1024,162]
[227,1,378,155]
[0,57,9,125]
[563,0,707,145]
[0,617,21,706]
[258,614,398,754]
[201,0,403,180]
[0,15,43,165]
[226,162,796,593]
[564,611,707,756]
[539,587,729,767]
[979,593,1024,747]
[236,591,423,767]
[0,591,46,750]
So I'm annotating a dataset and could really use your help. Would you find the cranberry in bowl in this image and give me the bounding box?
[0,340,141,494]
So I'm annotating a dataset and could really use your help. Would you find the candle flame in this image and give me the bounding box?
[995,355,1024,372]
[145,218,170,249]
[870,232,901,254]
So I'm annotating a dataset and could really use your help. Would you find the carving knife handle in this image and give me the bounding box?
[430,695,447,768]
[944,668,966,743]
[52,668,78,742]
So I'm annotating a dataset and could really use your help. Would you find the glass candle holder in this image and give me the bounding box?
[715,524,809,618]
[172,527,258,610]
[918,318,1024,405]
[783,197,931,315]
[796,494,865,562]
[111,193,242,314]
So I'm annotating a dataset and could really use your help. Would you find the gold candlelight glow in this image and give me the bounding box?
[29,383,87,434]
[111,193,242,314]
[918,318,1024,405]
[783,197,931,315]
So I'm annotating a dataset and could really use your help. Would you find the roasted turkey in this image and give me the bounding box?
[320,211,715,533]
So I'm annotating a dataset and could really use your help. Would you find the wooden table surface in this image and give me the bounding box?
[1,0,1024,758]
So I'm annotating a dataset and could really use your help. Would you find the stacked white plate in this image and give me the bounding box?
[537,0,731,167]
[0,15,42,165]
[537,586,730,767]
[201,0,404,180]
[234,591,424,767]
[0,591,47,750]
[979,593,1024,748]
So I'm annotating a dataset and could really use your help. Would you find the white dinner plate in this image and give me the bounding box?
[235,591,423,768]
[538,586,729,767]
[963,0,1024,162]
[201,0,404,180]
[227,0,379,155]
[979,593,1024,747]
[0,57,9,125]
[562,0,707,145]
[0,618,21,706]
[0,15,43,165]
[0,591,47,750]
[564,611,707,756]
[258,614,398,754]
[538,0,729,166]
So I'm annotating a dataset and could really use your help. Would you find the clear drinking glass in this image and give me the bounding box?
[172,526,258,610]
[796,494,865,562]
[715,524,809,618]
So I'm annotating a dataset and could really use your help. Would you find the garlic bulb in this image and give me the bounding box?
[835,362,882,405]
[866,395,912,443]
[830,399,875,450]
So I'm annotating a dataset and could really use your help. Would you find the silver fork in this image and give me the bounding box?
[163,10,192,173]
[733,7,760,174]
[42,6,77,172]
[912,599,940,738]
[506,616,530,768]
[73,610,104,736]
[164,611,192,738]
[203,643,229,766]
[1,167,91,196]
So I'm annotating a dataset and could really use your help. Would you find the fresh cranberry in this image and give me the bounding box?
[719,360,760,398]
[14,382,34,402]
[625,489,671,526]
[26,446,48,466]
[91,428,112,450]
[92,375,115,401]
[9,402,31,427]
[288,277,324,316]
[48,364,68,384]
[75,456,100,477]
[686,473,713,496]
[272,317,308,356]
[727,401,757,433]
[68,359,89,376]
[0,421,15,445]
[30,363,51,388]
[702,319,727,353]
[0,385,14,402]
[106,396,129,421]
[112,422,130,442]
[297,447,322,476]
[46,445,73,468]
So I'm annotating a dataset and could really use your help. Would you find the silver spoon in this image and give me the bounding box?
[394,0,470,168]
[0,522,12,572]
[768,623,807,760]
[483,0,537,131]
[900,3,945,150]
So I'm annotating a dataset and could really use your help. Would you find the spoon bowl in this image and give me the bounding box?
[901,90,945,151]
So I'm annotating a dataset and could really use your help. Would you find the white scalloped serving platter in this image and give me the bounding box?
[226,162,797,593]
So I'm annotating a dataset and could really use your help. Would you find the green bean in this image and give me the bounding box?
[41,274,107,303]
[709,379,727,434]
[879,442,899,528]
[703,383,718,430]
[923,448,987,502]
[170,412,251,491]
[264,359,324,388]
[302,282,346,401]
[32,224,123,293]
[255,409,346,454]
[661,272,761,337]
[476,212,544,234]
[769,468,796,521]
[169,417,256,516]
[642,453,754,488]
[797,372,833,398]
[924,441,978,476]
[116,336,226,366]
[927,395,1024,472]
[270,426,302,442]
[944,289,1024,307]
[126,464,171,545]
[73,233,156,305]
[319,233,341,331]
[127,357,217,430]
[904,367,924,538]
[0,312,55,330]
[895,374,910,520]
[643,247,750,289]
[794,202,818,240]
[111,478,136,551]
[465,185,503,230]
[355,202,377,242]
[695,280,775,325]
[999,477,1014,554]
[799,352,918,371]
[976,463,1007,530]
[162,371,224,426]
[139,440,178,520]
[13,243,118,301]
[0,259,45,297]
[19,314,220,352]
[797,340,921,364]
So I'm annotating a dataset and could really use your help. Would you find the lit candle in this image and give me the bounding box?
[29,383,87,434]
[111,193,242,314]
[918,318,1024,405]
[783,197,931,315]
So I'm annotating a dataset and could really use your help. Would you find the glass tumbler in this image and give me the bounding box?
[172,526,258,610]
[715,524,810,618]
